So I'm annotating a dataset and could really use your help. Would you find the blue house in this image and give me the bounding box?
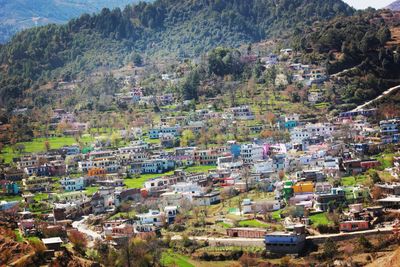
[149,126,179,139]
[229,144,241,158]
[63,146,80,155]
[264,227,306,255]
[0,201,19,211]
[284,120,298,130]
[1,181,19,195]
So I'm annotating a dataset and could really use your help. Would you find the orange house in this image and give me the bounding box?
[293,182,314,194]
[339,220,369,232]
[88,168,106,176]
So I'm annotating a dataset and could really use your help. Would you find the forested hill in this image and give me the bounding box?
[0,0,145,44]
[297,10,400,109]
[0,0,354,108]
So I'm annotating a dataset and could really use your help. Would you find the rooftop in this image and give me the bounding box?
[42,237,63,244]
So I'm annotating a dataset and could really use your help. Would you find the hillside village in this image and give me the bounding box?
[1,46,400,266]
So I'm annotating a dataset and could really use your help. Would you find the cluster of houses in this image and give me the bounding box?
[1,48,400,255]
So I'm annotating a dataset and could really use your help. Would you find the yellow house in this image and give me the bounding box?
[293,182,314,194]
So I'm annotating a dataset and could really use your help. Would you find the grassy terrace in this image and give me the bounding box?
[124,171,175,189]
[183,165,217,173]
[341,175,367,186]
[33,193,48,202]
[0,136,94,163]
[161,251,194,267]
[84,186,100,195]
[123,166,217,189]
[161,250,237,267]
[309,212,333,226]
[238,219,270,228]
[375,153,395,169]
[0,195,23,202]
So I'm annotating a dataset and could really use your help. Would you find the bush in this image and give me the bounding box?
[322,238,338,259]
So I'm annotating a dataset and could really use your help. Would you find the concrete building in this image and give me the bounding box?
[230,106,255,120]
[193,191,221,206]
[22,176,52,192]
[60,177,85,191]
[149,126,179,139]
[264,226,306,255]
[240,144,264,164]
[339,220,369,232]
[227,228,267,238]
[136,210,164,226]
[78,156,120,173]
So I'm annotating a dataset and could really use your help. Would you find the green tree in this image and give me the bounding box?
[111,131,122,147]
[357,236,373,252]
[132,53,143,66]
[180,129,195,147]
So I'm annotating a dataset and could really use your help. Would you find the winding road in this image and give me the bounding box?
[72,216,103,247]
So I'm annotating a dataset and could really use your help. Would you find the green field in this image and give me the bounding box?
[85,186,99,195]
[184,165,217,173]
[161,251,194,267]
[376,153,395,169]
[0,195,22,202]
[217,222,232,228]
[33,193,49,202]
[0,136,94,163]
[341,175,367,186]
[238,219,270,228]
[124,171,175,189]
[309,212,332,226]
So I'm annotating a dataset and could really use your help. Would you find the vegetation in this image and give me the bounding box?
[238,219,270,228]
[0,136,93,163]
[309,212,333,226]
[0,0,138,43]
[0,0,353,110]
[161,251,194,267]
[341,175,368,186]
[124,171,175,188]
[297,10,400,109]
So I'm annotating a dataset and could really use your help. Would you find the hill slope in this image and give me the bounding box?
[0,0,145,44]
[387,0,400,11]
[0,0,355,109]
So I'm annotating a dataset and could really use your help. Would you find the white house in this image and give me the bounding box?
[290,128,310,144]
[230,106,255,120]
[60,177,85,191]
[253,159,274,174]
[78,156,120,173]
[193,191,221,206]
[141,159,175,174]
[149,126,180,139]
[217,156,243,170]
[172,182,202,194]
[240,144,264,164]
[136,210,164,226]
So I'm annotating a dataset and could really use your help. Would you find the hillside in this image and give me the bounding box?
[0,0,145,44]
[296,9,400,110]
[387,0,400,11]
[0,0,354,109]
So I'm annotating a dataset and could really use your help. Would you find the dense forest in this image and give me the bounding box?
[0,0,353,109]
[0,0,140,43]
